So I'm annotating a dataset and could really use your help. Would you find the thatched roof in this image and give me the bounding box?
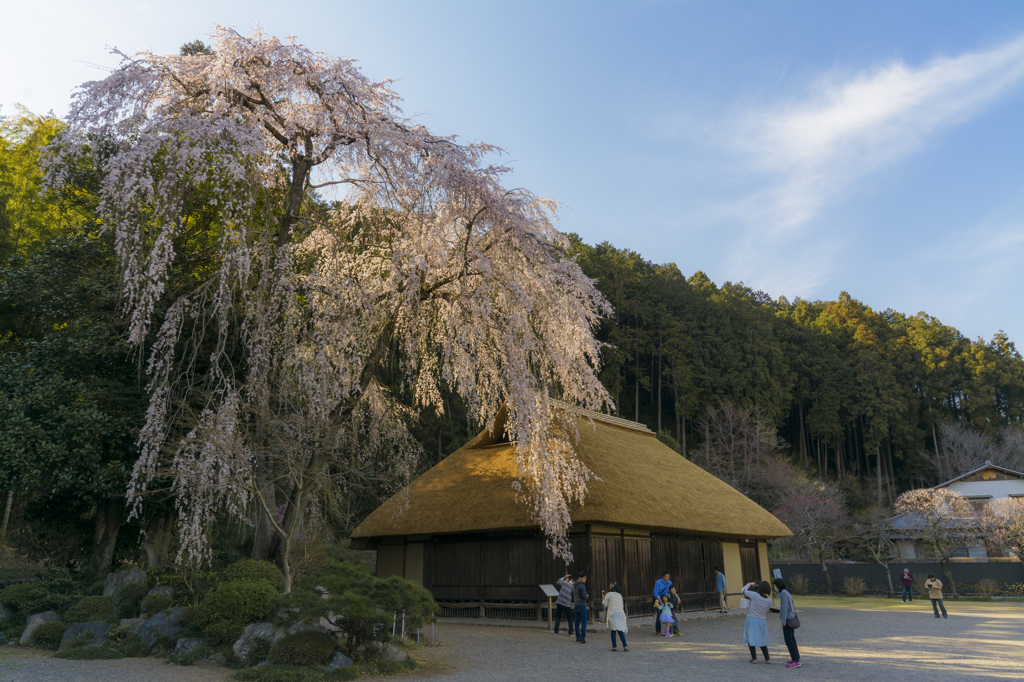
[352,405,792,542]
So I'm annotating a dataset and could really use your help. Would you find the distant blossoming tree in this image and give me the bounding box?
[894,488,974,595]
[980,497,1024,566]
[49,26,611,589]
[774,494,849,594]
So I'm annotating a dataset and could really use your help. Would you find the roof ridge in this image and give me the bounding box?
[548,398,654,434]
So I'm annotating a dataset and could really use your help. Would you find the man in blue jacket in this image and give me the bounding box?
[715,566,727,613]
[653,570,672,635]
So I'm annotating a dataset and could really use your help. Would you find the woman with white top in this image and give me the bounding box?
[603,583,629,651]
[741,580,773,664]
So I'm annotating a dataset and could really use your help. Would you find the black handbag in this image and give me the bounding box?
[786,614,801,629]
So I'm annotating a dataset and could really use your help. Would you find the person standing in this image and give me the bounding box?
[900,568,915,603]
[573,572,590,643]
[553,573,574,636]
[603,583,629,651]
[742,581,773,664]
[774,578,800,668]
[657,596,675,637]
[714,566,728,613]
[924,574,948,618]
[652,570,672,635]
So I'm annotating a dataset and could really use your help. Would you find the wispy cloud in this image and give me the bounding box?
[736,35,1024,230]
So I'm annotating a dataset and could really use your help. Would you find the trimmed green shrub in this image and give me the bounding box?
[30,620,69,650]
[0,582,47,613]
[64,596,116,624]
[54,646,123,660]
[203,619,245,647]
[1,615,24,641]
[115,582,149,619]
[267,630,336,666]
[196,580,277,630]
[140,592,171,616]
[223,560,285,592]
[242,636,273,668]
[109,632,150,658]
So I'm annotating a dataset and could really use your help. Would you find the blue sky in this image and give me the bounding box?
[3,0,1023,345]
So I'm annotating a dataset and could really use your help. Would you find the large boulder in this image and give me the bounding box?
[59,621,111,650]
[232,622,274,662]
[119,617,146,636]
[325,651,353,670]
[19,611,59,645]
[174,637,207,656]
[102,567,147,603]
[137,607,190,651]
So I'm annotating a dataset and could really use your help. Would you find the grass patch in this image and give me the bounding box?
[54,646,124,660]
[794,595,1022,611]
[233,657,416,682]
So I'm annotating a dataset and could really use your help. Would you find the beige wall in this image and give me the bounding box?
[758,541,770,585]
[722,541,743,609]
[404,543,424,584]
[377,544,405,579]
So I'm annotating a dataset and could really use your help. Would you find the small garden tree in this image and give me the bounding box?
[894,488,975,595]
[774,494,849,594]
[856,507,898,596]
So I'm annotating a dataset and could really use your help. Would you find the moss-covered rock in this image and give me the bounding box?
[29,619,68,650]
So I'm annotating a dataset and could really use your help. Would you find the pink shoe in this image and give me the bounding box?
[786,661,801,668]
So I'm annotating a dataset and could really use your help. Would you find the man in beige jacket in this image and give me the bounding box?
[923,574,947,618]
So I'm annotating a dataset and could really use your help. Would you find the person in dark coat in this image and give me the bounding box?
[573,572,589,643]
[900,568,914,603]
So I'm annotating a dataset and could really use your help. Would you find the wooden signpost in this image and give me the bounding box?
[540,584,559,631]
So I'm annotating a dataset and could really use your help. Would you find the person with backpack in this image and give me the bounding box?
[774,578,801,668]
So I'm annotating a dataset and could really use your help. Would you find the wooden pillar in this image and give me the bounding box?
[479,541,485,618]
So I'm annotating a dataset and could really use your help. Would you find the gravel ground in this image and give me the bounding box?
[407,601,1023,682]
[0,649,232,681]
[1,601,1018,681]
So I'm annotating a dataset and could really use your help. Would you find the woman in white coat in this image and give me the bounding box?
[603,583,629,651]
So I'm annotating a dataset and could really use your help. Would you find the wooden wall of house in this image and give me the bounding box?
[380,527,735,618]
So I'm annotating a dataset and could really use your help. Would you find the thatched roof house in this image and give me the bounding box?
[352,404,791,620]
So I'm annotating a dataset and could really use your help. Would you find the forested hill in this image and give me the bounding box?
[566,235,1024,501]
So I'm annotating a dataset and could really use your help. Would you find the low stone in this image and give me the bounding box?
[324,651,353,670]
[256,661,271,667]
[272,619,332,641]
[137,606,190,651]
[147,585,174,598]
[59,621,111,651]
[381,644,407,662]
[102,567,147,606]
[232,622,274,662]
[174,637,207,656]
[119,617,146,635]
[195,652,228,668]
[20,611,59,646]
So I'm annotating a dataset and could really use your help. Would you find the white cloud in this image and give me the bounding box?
[737,35,1024,230]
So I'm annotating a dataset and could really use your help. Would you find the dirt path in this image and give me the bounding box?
[0,647,232,681]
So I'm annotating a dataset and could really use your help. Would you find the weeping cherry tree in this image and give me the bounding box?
[48,27,611,590]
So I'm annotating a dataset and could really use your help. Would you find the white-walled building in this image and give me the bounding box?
[893,461,1024,560]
